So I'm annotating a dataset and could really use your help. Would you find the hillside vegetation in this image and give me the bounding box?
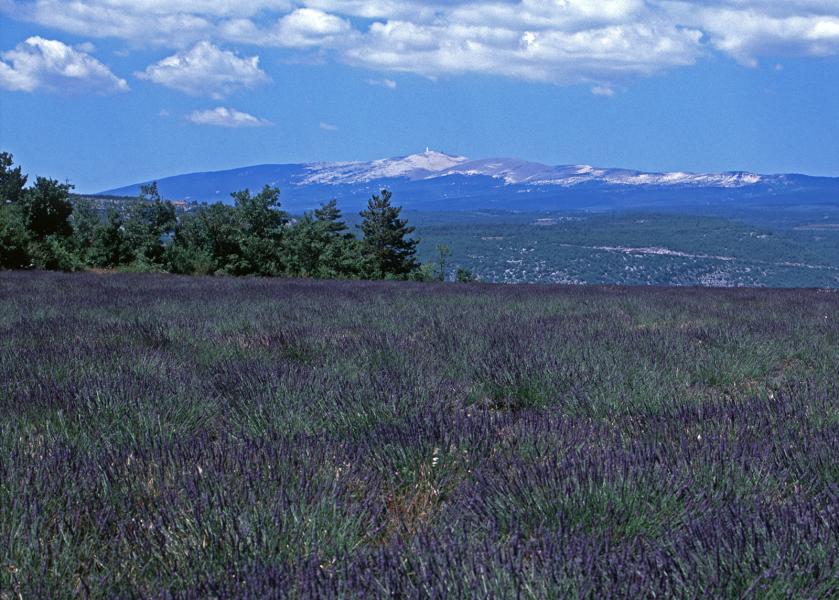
[1,153,425,280]
[1,272,837,597]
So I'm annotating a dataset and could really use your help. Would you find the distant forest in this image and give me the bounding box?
[0,152,474,282]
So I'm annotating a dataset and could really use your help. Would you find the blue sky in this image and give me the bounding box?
[1,0,839,193]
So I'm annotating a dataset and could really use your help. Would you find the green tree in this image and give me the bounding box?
[435,244,452,282]
[314,199,349,236]
[282,213,322,277]
[413,262,438,282]
[70,198,101,265]
[28,235,83,271]
[0,154,31,268]
[140,181,160,203]
[0,203,30,268]
[21,177,74,240]
[231,185,288,275]
[358,190,418,279]
[1,161,81,271]
[168,203,244,275]
[89,208,130,268]
[232,185,287,238]
[124,182,176,266]
[456,267,477,283]
[313,200,363,278]
[283,199,361,278]
[0,152,27,204]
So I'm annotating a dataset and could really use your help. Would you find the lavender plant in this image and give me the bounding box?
[0,272,837,598]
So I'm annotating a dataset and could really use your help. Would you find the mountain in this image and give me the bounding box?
[100,150,839,213]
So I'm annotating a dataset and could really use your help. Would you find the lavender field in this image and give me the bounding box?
[1,271,838,598]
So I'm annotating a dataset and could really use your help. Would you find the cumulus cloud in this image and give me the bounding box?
[663,1,839,66]
[341,15,703,84]
[5,1,839,85]
[187,106,273,127]
[275,8,352,46]
[220,7,352,47]
[0,36,129,93]
[136,41,269,98]
[4,0,293,46]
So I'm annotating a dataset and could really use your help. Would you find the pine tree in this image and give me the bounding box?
[314,199,348,235]
[314,199,362,278]
[358,190,418,279]
[284,199,360,278]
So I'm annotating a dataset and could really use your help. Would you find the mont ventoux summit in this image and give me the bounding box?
[102,149,839,214]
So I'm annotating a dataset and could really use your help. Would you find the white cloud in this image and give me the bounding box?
[4,0,293,46]
[276,8,352,46]
[592,85,616,96]
[136,41,269,98]
[6,1,839,86]
[220,7,352,47]
[366,77,397,89]
[344,17,703,84]
[319,121,338,131]
[302,0,447,20]
[187,106,273,127]
[0,36,128,93]
[330,1,704,84]
[663,1,839,66]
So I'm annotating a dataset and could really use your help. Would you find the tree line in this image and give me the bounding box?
[0,153,474,281]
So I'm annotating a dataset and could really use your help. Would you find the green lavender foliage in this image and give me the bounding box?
[1,272,837,598]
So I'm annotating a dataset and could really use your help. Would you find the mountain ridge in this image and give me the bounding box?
[100,150,839,213]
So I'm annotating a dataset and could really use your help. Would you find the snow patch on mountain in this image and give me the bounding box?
[300,150,468,185]
[444,161,765,188]
[601,171,763,187]
[296,151,765,189]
